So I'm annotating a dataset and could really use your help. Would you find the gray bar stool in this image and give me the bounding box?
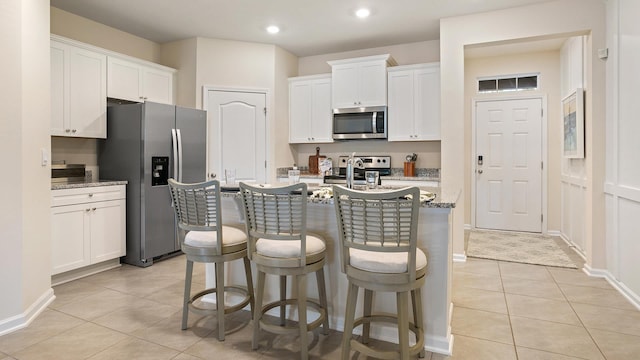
[168,179,254,341]
[239,182,330,360]
[333,185,427,360]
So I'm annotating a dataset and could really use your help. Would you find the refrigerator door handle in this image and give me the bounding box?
[177,128,183,182]
[171,128,178,180]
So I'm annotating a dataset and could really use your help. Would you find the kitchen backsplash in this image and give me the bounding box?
[277,166,440,179]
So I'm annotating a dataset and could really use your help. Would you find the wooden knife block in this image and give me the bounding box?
[404,162,415,177]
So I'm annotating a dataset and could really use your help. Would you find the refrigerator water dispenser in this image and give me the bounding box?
[152,156,169,186]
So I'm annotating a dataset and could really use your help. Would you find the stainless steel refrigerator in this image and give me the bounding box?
[99,101,206,267]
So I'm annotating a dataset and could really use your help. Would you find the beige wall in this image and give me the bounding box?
[194,37,298,182]
[298,40,440,76]
[195,37,275,108]
[274,46,300,170]
[440,0,606,262]
[160,38,198,108]
[50,7,161,63]
[464,50,562,230]
[1,0,52,330]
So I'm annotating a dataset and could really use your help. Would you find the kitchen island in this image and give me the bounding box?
[214,185,458,355]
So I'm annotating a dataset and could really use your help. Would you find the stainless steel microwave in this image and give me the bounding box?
[332,106,387,140]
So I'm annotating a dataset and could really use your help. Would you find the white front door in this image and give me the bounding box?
[475,98,543,232]
[206,89,267,183]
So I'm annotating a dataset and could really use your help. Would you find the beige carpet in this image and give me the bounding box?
[467,230,578,268]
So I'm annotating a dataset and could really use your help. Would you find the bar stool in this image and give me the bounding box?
[333,185,427,360]
[239,182,329,360]
[168,179,254,341]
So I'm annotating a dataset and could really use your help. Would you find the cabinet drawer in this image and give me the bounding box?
[52,185,126,207]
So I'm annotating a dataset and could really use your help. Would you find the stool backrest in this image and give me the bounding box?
[333,185,421,281]
[168,179,222,250]
[239,182,308,266]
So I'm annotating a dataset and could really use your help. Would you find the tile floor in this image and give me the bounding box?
[1,251,640,359]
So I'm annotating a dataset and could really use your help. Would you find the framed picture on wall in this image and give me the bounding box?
[562,88,585,158]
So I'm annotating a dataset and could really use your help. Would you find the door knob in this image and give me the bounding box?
[478,170,483,174]
[210,173,217,179]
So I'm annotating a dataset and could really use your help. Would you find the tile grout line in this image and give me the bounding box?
[497,261,519,360]
[548,265,608,360]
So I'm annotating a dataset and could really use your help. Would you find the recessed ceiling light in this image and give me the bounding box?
[355,8,370,18]
[266,25,280,34]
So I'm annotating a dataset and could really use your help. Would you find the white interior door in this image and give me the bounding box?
[206,89,267,183]
[475,98,542,232]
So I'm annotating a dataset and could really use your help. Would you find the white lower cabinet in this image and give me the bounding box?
[51,185,126,275]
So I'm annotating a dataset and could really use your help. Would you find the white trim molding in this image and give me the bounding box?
[0,288,55,336]
[583,264,640,311]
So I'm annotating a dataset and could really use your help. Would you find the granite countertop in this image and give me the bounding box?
[221,184,458,209]
[51,180,128,190]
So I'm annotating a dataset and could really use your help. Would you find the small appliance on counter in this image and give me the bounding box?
[51,163,86,184]
[323,155,390,185]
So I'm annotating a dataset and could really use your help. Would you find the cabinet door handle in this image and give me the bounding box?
[92,208,96,211]
[85,208,90,212]
[65,129,71,133]
[72,129,77,133]
[88,193,93,197]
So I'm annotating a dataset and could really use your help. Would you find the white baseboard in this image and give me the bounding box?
[547,230,562,237]
[51,259,122,286]
[556,232,587,261]
[453,253,467,262]
[0,288,55,336]
[583,264,640,311]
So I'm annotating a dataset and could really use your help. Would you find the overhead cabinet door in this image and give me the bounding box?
[289,75,333,143]
[107,56,175,104]
[329,54,395,109]
[388,63,440,141]
[50,39,107,138]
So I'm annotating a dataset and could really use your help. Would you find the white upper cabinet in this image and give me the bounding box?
[289,74,333,143]
[107,56,175,104]
[328,54,396,109]
[51,38,107,138]
[388,63,440,141]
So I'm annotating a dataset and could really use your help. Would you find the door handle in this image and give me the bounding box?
[210,173,217,179]
[478,169,483,174]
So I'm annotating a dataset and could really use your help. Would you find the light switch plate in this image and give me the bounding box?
[41,148,48,166]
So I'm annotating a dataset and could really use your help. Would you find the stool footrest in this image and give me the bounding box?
[188,285,252,316]
[258,298,327,335]
[351,313,425,359]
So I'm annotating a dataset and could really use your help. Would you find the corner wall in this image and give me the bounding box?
[0,0,54,334]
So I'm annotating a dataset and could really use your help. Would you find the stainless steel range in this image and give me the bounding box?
[323,155,391,185]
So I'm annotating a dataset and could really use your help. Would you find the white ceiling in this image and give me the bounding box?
[50,0,556,57]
